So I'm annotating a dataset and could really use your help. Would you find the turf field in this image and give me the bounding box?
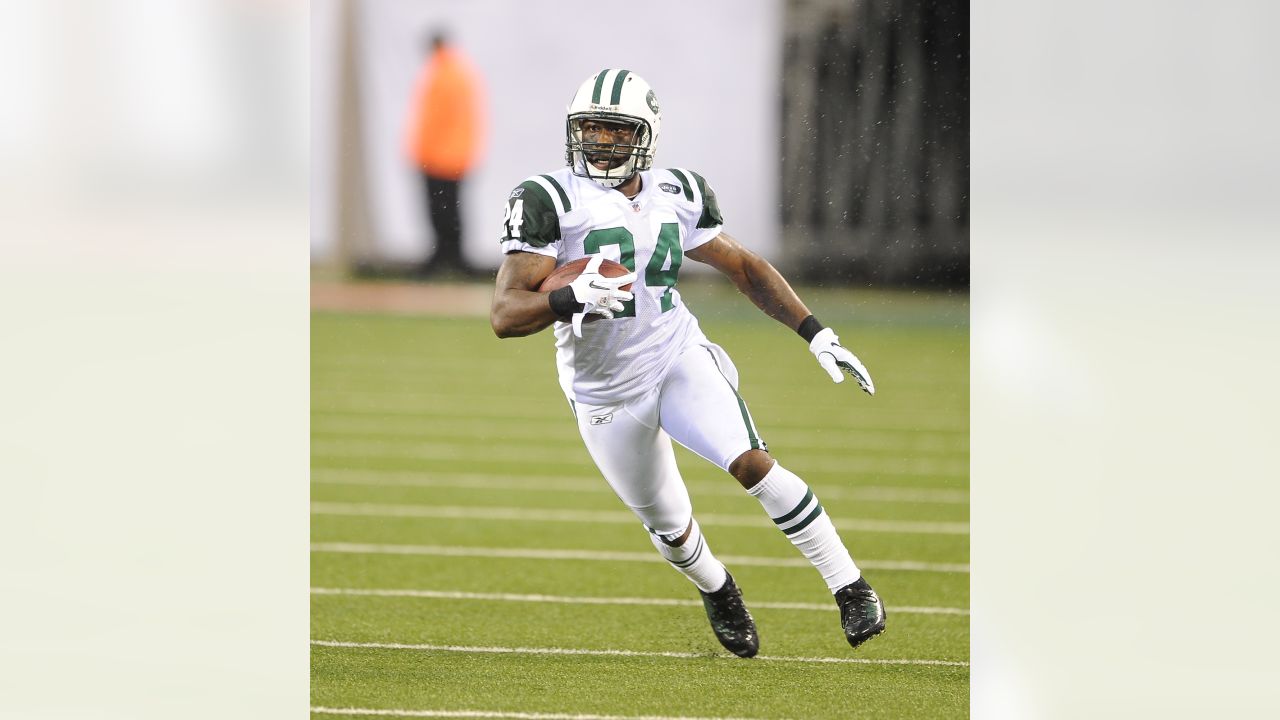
[311,281,969,719]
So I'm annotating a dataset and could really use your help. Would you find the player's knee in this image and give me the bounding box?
[729,449,774,490]
[655,520,694,547]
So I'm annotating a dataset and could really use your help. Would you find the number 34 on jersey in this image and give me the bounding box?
[499,168,725,320]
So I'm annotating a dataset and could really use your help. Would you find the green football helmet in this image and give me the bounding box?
[565,69,662,188]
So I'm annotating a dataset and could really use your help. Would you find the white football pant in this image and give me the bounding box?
[571,342,764,537]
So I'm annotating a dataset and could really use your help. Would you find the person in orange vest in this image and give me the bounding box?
[404,31,485,278]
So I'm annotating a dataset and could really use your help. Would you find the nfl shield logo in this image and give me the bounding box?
[630,201,642,212]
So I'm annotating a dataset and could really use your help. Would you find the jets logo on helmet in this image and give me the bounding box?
[565,69,662,188]
[645,89,660,114]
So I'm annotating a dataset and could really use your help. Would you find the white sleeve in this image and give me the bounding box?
[683,224,721,252]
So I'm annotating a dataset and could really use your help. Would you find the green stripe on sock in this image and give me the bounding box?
[784,503,825,535]
[610,69,631,104]
[591,70,609,103]
[671,537,705,568]
[539,174,572,212]
[773,488,815,525]
[670,169,695,201]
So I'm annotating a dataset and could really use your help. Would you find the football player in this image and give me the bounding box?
[490,69,885,657]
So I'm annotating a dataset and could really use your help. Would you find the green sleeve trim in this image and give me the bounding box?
[501,180,561,248]
[689,170,724,229]
[668,169,695,201]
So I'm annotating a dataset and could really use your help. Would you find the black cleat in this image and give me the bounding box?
[834,576,887,649]
[698,572,759,658]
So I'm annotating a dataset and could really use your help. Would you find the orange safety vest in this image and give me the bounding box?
[405,47,485,180]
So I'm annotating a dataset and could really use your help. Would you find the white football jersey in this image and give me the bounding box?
[499,167,725,405]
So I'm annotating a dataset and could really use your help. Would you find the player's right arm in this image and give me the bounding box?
[491,178,564,338]
[491,253,637,338]
[491,177,633,338]
[490,251,560,338]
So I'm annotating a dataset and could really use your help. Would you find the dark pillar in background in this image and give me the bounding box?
[781,0,969,287]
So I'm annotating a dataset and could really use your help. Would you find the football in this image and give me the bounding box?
[538,257,633,293]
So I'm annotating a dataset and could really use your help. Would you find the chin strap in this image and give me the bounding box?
[572,150,639,188]
[588,166,636,189]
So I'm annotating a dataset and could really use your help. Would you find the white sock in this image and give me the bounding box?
[648,518,727,593]
[748,462,860,591]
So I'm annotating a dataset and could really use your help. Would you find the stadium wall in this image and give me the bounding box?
[311,0,784,273]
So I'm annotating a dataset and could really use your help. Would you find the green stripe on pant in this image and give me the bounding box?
[703,348,761,450]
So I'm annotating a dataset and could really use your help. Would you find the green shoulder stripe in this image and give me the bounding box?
[500,180,561,248]
[669,169,695,201]
[689,170,724,229]
[539,174,572,212]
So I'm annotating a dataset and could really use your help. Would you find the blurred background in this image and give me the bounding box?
[5,0,1280,717]
[309,5,971,714]
[307,1,967,712]
[312,0,969,287]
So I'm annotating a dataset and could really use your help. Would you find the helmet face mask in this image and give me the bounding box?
[565,70,661,188]
[566,114,652,187]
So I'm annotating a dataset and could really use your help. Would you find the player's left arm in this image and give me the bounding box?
[686,232,810,328]
[687,233,875,395]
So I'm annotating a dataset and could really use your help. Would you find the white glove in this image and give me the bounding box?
[809,327,875,395]
[566,255,636,338]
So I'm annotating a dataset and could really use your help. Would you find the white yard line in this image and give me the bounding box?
[310,502,970,535]
[311,440,969,478]
[311,639,969,667]
[310,468,970,505]
[310,587,969,616]
[311,399,968,434]
[310,419,969,457]
[313,387,966,417]
[312,708,759,720]
[309,542,971,574]
[312,355,963,392]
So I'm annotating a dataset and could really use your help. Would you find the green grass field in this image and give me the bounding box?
[311,281,969,719]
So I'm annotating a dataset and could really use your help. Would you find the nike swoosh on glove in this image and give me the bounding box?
[566,255,636,338]
[808,327,875,395]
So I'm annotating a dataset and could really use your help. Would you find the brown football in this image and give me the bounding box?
[538,257,633,293]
